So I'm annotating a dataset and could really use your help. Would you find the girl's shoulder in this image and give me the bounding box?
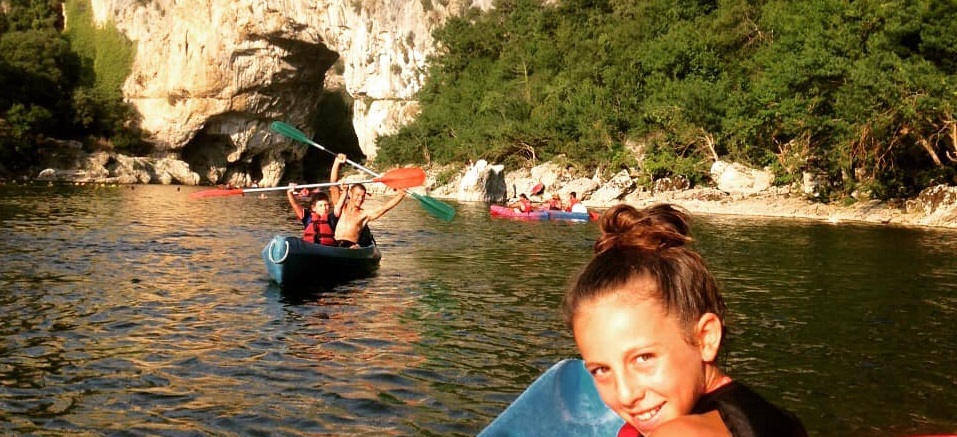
[652,410,729,437]
[694,381,808,437]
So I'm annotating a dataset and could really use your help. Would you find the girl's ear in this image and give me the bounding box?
[695,313,723,363]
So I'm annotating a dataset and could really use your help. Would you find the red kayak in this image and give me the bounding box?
[490,205,598,222]
[490,205,548,220]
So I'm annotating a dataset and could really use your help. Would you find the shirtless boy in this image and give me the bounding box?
[333,183,407,247]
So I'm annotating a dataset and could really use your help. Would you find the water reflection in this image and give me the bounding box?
[1,184,955,436]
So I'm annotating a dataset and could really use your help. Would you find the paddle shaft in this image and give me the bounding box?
[271,121,377,176]
[242,180,377,194]
[191,180,377,198]
[306,136,377,178]
[276,122,419,190]
[271,121,456,221]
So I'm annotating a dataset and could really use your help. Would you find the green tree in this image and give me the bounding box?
[0,28,79,112]
[1,103,52,171]
[0,0,144,176]
[375,0,957,199]
[3,0,63,32]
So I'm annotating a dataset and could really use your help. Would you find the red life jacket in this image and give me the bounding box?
[519,198,533,212]
[565,198,580,212]
[302,210,336,245]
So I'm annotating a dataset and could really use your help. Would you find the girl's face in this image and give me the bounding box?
[572,286,711,435]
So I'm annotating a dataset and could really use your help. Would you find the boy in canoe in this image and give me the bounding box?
[285,187,337,246]
[545,193,563,210]
[285,153,351,246]
[333,183,406,248]
[328,153,406,248]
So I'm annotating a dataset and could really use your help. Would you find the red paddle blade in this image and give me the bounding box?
[372,167,426,189]
[189,188,245,199]
[531,183,544,195]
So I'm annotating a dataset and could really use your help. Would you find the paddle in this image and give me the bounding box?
[270,121,456,222]
[189,167,425,199]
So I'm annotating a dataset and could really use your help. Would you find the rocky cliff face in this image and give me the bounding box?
[86,0,490,186]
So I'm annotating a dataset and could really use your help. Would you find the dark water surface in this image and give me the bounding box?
[1,184,955,436]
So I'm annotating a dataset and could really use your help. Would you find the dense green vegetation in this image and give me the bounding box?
[377,0,957,199]
[0,0,142,176]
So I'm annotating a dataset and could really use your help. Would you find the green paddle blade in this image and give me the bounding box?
[410,192,455,222]
[270,121,314,146]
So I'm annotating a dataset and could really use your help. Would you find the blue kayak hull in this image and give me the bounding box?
[545,210,593,222]
[479,359,624,436]
[261,235,381,287]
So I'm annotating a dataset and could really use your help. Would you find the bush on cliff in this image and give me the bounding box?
[376,0,957,200]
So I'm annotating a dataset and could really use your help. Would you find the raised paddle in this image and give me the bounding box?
[189,167,425,199]
[270,121,456,222]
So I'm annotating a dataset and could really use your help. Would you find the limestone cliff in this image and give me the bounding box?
[85,0,491,186]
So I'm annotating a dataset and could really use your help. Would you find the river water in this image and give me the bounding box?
[1,183,955,436]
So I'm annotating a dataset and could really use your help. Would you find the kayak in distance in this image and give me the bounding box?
[489,205,599,222]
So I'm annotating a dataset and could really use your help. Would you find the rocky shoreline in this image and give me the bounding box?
[418,160,957,230]
[473,188,956,230]
[614,189,930,228]
[16,150,957,230]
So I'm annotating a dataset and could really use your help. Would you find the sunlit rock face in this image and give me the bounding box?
[906,185,957,227]
[86,0,489,185]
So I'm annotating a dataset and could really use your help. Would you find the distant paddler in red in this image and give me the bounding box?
[508,193,534,213]
[545,193,563,211]
[566,191,588,213]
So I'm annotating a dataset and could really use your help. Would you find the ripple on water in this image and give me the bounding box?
[2,187,956,435]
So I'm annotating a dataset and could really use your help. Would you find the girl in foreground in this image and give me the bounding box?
[562,204,807,437]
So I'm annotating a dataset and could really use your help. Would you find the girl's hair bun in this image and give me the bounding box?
[594,204,692,254]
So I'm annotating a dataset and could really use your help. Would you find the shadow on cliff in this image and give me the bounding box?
[302,90,363,182]
[179,89,363,185]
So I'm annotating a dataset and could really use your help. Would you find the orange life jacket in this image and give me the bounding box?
[302,210,336,245]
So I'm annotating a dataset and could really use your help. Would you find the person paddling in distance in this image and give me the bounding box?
[509,193,534,213]
[566,191,588,213]
[333,182,407,248]
[562,203,807,437]
[286,186,337,246]
[545,193,563,211]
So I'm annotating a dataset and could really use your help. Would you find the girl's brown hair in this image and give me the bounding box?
[562,203,726,344]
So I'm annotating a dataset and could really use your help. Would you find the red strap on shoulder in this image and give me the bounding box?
[617,423,640,437]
